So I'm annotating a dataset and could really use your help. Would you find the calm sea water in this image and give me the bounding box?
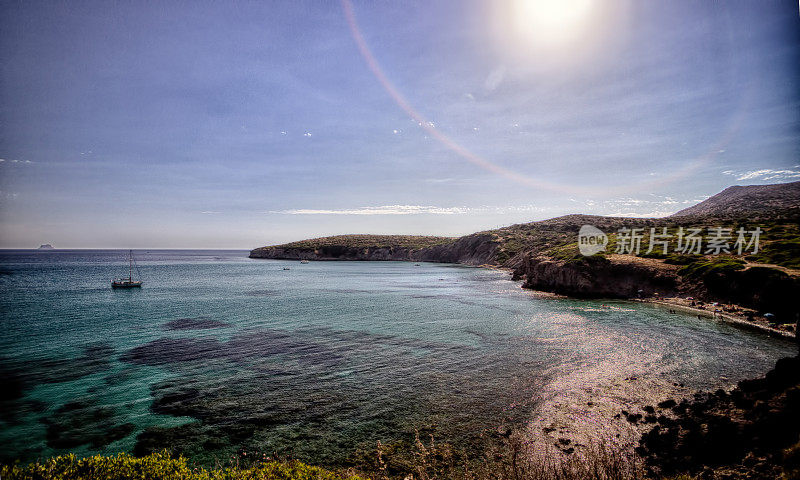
[0,250,794,466]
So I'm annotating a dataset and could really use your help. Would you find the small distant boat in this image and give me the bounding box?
[112,250,142,288]
[283,267,291,270]
[300,260,309,264]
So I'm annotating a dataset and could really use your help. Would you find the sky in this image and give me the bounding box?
[1,0,799,248]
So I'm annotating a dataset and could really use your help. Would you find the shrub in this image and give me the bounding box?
[1,451,364,480]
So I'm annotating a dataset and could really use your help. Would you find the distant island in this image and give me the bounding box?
[37,244,54,250]
[252,181,800,334]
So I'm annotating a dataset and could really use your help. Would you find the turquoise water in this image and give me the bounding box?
[0,250,794,466]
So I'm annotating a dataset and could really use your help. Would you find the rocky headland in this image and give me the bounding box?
[252,182,800,328]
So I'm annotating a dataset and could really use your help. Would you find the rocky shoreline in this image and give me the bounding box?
[636,354,800,479]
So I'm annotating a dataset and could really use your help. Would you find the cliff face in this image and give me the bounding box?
[516,255,680,299]
[415,234,499,265]
[249,233,500,265]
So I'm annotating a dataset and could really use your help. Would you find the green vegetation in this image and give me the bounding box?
[266,235,456,250]
[747,239,800,269]
[677,257,746,279]
[663,254,701,265]
[1,452,364,480]
[543,241,609,266]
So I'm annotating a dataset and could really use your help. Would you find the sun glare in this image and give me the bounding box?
[511,0,596,48]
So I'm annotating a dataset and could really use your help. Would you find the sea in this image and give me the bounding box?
[0,249,794,466]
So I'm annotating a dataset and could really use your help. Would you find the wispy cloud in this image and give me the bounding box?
[723,168,800,181]
[272,205,470,215]
[270,204,551,216]
[0,158,33,164]
[484,66,505,92]
[200,211,221,214]
[582,194,702,218]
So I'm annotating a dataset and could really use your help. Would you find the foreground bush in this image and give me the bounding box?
[1,451,365,480]
[0,439,648,480]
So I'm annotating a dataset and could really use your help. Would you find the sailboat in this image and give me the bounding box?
[112,250,143,288]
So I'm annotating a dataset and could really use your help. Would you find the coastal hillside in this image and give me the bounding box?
[251,182,800,323]
[670,180,800,219]
[249,234,456,261]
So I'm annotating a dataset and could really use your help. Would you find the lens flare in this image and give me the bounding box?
[510,0,595,48]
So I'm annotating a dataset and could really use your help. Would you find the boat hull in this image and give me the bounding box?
[112,281,142,288]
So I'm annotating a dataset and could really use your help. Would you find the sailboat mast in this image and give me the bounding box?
[129,250,133,281]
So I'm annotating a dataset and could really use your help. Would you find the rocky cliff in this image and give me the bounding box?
[515,254,680,299]
[249,233,500,265]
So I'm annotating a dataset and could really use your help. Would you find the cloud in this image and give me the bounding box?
[723,168,800,181]
[0,159,32,164]
[201,211,221,214]
[270,204,551,216]
[423,177,469,185]
[580,194,695,218]
[484,66,506,91]
[303,132,312,137]
[272,205,470,215]
[605,210,678,218]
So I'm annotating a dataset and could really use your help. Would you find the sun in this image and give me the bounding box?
[510,0,596,48]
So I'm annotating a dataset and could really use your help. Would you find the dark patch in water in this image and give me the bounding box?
[0,342,115,405]
[42,399,135,449]
[244,289,281,296]
[163,316,231,331]
[103,367,139,386]
[121,338,224,365]
[0,366,26,403]
[134,423,228,459]
[121,329,351,370]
